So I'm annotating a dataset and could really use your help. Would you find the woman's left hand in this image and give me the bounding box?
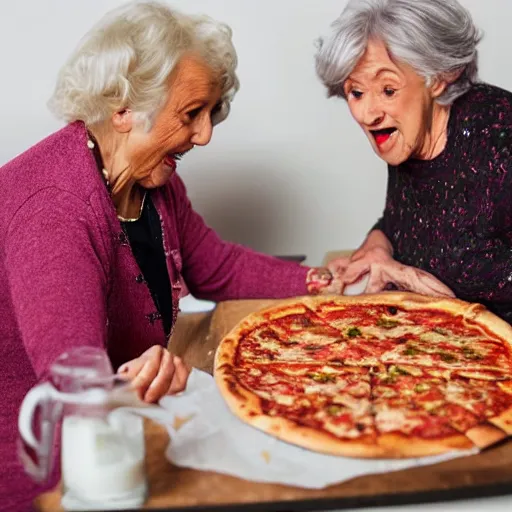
[334,256,455,298]
[117,345,190,403]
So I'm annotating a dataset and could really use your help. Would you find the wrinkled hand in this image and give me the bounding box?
[117,345,190,403]
[327,247,455,298]
[306,267,344,295]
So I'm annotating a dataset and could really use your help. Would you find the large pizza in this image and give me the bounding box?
[214,293,512,458]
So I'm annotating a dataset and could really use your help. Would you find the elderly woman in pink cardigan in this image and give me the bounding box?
[0,2,343,510]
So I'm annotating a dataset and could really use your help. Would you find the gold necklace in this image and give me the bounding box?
[87,136,147,222]
[116,191,148,222]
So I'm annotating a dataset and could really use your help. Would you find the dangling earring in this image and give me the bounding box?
[101,168,110,187]
[86,134,112,194]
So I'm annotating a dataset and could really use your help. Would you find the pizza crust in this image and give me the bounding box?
[377,432,474,457]
[489,407,512,435]
[465,424,508,448]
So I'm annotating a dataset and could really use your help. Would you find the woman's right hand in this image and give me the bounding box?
[327,230,394,282]
[117,345,190,403]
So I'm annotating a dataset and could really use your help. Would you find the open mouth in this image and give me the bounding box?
[370,127,397,146]
[172,151,188,161]
[163,150,190,167]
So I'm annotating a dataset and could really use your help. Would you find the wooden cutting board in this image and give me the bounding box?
[36,298,512,511]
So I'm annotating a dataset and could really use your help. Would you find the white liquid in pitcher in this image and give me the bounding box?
[61,415,146,502]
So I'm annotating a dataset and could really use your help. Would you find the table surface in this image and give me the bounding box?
[35,251,512,511]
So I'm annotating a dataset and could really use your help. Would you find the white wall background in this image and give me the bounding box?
[0,0,511,265]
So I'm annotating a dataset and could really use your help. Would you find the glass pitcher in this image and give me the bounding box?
[18,346,148,510]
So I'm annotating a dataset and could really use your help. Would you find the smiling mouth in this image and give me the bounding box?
[370,127,397,146]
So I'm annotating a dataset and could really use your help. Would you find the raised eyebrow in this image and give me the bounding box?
[374,67,400,78]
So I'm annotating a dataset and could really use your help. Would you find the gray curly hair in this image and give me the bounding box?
[315,0,482,105]
[48,1,239,129]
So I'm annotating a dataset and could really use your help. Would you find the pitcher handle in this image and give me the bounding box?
[18,382,61,482]
[18,382,57,449]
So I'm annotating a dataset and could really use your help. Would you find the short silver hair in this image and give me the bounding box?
[315,0,481,105]
[48,1,239,129]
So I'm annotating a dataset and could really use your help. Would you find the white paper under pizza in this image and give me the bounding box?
[119,369,478,489]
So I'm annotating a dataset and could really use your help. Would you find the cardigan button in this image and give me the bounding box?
[118,232,129,245]
[146,312,162,324]
[135,274,145,284]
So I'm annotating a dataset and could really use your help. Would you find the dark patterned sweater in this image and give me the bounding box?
[375,83,512,323]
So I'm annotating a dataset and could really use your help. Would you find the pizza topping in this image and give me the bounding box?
[255,328,280,342]
[375,408,423,434]
[389,365,411,376]
[462,347,483,360]
[456,369,508,381]
[333,396,371,417]
[326,405,345,416]
[347,327,362,338]
[323,415,374,439]
[403,346,420,356]
[414,383,431,393]
[303,344,324,351]
[431,403,479,432]
[374,386,397,398]
[376,317,400,329]
[307,371,336,383]
[387,306,399,315]
[258,340,280,351]
[269,394,295,406]
[440,352,458,363]
[393,364,423,377]
[429,368,452,379]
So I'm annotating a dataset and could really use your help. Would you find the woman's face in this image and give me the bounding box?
[344,40,441,166]
[122,55,223,188]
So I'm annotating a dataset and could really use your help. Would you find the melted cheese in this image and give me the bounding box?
[345,355,380,366]
[363,325,421,340]
[457,370,503,381]
[375,408,423,434]
[348,381,371,397]
[279,348,315,361]
[323,421,364,439]
[280,367,311,376]
[273,394,295,406]
[331,396,371,417]
[322,411,372,438]
[259,340,280,351]
[442,381,491,416]
[261,373,279,385]
[429,368,453,379]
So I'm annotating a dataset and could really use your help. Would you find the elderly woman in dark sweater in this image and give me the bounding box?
[317,0,512,322]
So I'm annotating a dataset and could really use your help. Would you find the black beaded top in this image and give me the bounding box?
[376,83,512,322]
